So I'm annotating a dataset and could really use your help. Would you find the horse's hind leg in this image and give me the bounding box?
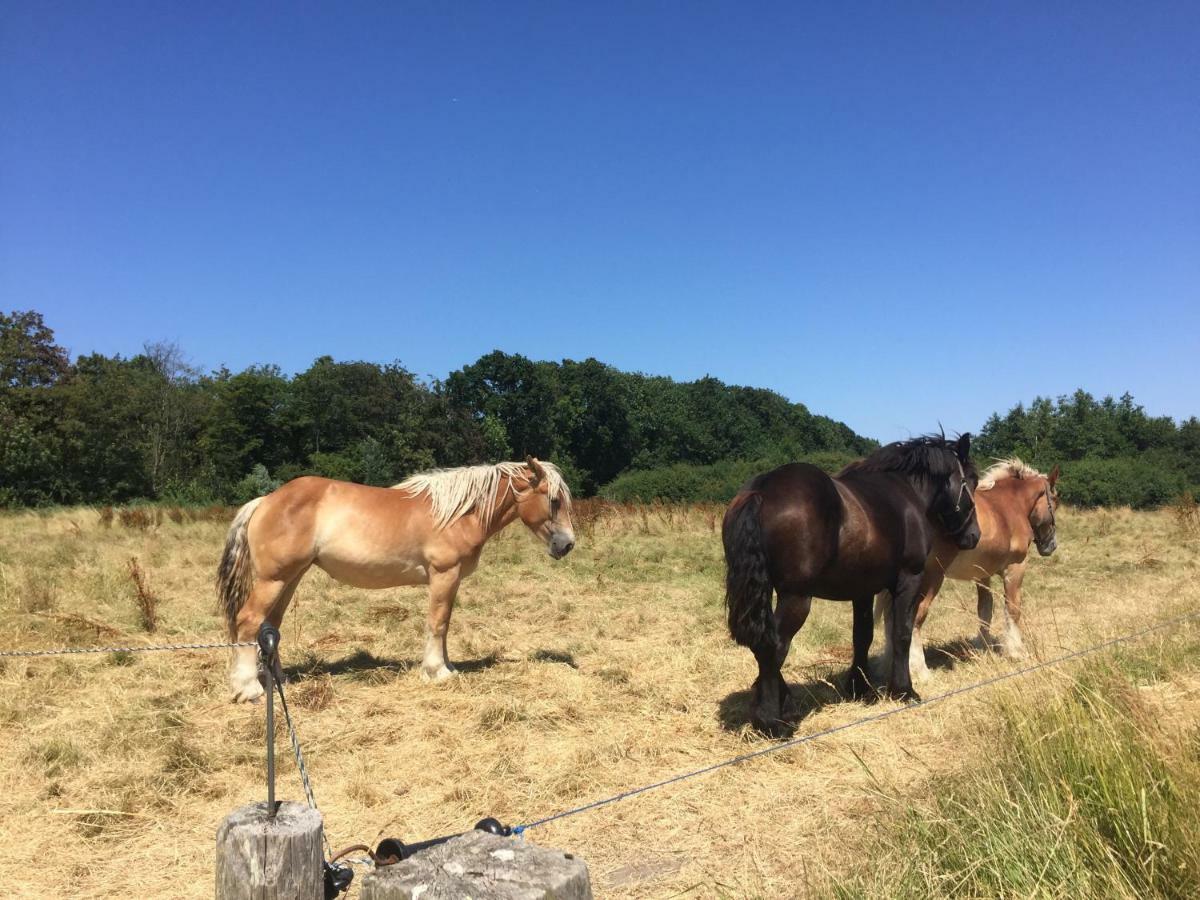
[774,592,812,669]
[229,569,307,702]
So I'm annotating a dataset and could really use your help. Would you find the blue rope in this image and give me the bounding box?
[514,608,1200,834]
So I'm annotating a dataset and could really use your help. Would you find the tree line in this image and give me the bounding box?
[0,310,872,505]
[973,390,1199,509]
[2,310,1194,508]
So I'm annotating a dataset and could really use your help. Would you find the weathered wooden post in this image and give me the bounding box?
[216,623,326,899]
[359,830,592,899]
[216,801,325,900]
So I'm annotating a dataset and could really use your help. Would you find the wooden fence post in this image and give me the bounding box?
[216,801,324,900]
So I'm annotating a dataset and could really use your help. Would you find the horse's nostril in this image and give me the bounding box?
[562,540,575,555]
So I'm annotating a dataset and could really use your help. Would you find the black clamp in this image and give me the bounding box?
[323,861,354,898]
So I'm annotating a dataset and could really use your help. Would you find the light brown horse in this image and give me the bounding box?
[876,459,1059,680]
[217,457,574,701]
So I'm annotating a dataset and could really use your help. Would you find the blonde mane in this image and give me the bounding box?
[977,457,1044,491]
[393,461,570,529]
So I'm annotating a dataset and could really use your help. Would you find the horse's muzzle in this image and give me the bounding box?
[548,535,576,559]
[1036,537,1057,557]
[954,522,981,550]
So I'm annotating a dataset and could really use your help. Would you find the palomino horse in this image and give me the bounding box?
[217,457,575,702]
[724,434,981,734]
[876,458,1059,680]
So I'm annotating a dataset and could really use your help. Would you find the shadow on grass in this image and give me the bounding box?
[283,649,500,680]
[718,639,987,737]
[528,648,578,668]
[922,637,979,672]
[716,671,849,737]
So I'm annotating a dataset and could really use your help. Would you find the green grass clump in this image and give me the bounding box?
[840,641,1200,899]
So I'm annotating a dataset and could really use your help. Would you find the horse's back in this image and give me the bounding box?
[753,463,936,597]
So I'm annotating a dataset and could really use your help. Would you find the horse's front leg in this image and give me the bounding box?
[848,595,875,700]
[908,566,944,683]
[1000,562,1029,659]
[421,564,462,682]
[886,573,922,702]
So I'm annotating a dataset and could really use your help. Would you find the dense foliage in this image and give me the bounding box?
[975,391,1199,508]
[3,311,1193,507]
[0,311,873,505]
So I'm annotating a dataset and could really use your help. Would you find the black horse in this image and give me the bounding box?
[723,434,981,734]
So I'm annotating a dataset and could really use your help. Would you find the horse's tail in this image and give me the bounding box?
[217,496,265,636]
[723,490,776,655]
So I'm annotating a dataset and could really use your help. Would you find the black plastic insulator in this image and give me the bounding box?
[257,622,280,659]
[475,817,511,836]
[375,837,408,863]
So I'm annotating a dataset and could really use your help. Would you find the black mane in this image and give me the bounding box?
[841,434,976,483]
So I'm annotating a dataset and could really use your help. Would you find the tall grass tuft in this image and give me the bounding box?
[839,646,1200,899]
[126,556,159,632]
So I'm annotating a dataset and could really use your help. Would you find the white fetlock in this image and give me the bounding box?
[909,652,931,683]
[1002,639,1028,660]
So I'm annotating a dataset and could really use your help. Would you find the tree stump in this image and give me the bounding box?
[360,830,592,899]
[216,801,324,900]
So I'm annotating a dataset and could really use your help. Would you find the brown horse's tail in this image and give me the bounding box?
[723,490,776,656]
[216,497,265,636]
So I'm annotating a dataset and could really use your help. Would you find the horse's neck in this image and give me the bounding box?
[902,474,940,513]
[483,475,522,538]
[985,478,1039,538]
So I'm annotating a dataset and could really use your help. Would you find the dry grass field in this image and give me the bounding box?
[1,500,1198,898]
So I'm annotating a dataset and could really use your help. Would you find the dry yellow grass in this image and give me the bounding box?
[0,502,1197,898]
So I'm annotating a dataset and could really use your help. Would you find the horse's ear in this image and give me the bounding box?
[525,455,546,485]
[1048,464,1060,487]
[955,433,972,462]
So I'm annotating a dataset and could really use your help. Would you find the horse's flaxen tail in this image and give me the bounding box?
[723,490,776,656]
[216,496,265,636]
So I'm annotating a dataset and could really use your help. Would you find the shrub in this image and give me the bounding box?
[1058,457,1186,509]
[600,451,858,503]
[232,463,282,505]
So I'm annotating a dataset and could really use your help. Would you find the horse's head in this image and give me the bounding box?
[1030,465,1060,556]
[514,456,576,559]
[934,433,981,550]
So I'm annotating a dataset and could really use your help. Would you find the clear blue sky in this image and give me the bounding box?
[2,3,1197,442]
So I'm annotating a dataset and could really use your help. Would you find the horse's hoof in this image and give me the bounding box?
[421,665,458,684]
[751,713,791,739]
[888,686,921,704]
[231,681,265,703]
[847,674,875,702]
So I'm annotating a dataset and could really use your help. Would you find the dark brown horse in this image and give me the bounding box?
[723,434,981,733]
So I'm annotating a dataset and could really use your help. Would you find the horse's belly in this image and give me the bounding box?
[804,566,892,601]
[315,554,429,589]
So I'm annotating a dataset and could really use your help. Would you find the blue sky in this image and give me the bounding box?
[2,3,1197,441]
